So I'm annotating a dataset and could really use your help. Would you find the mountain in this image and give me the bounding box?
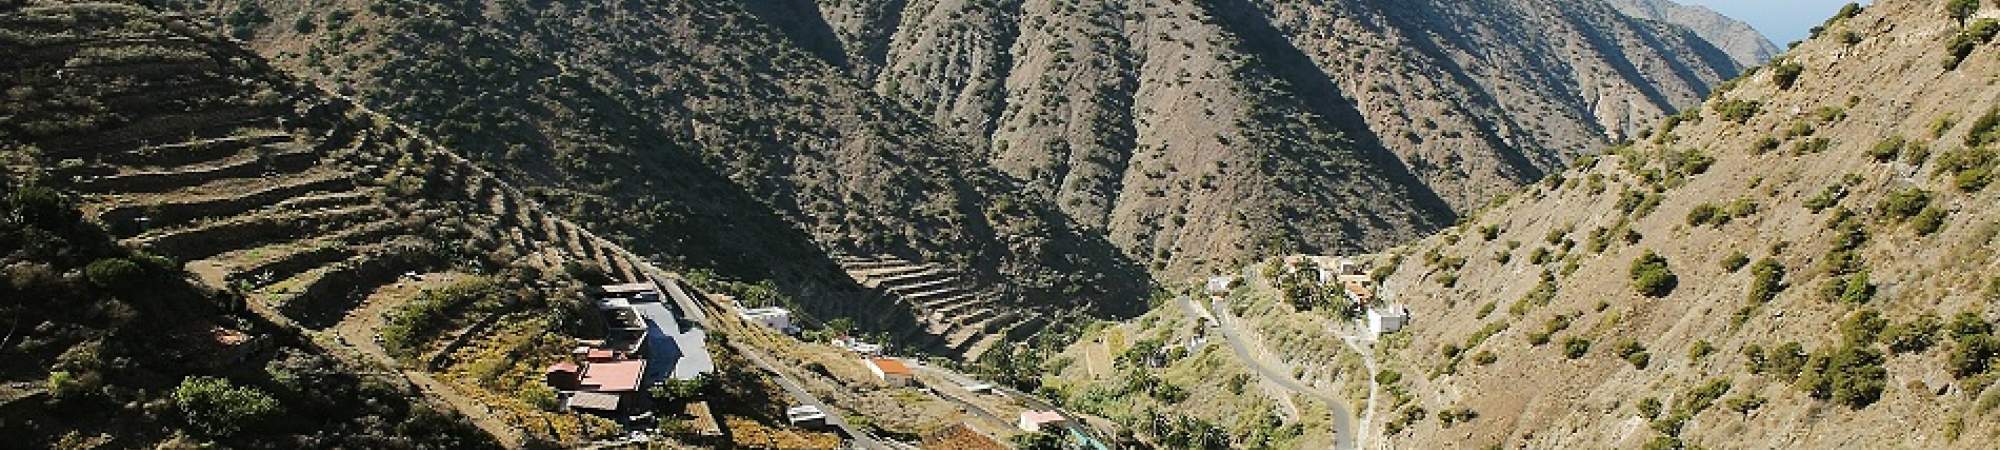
[1353,0,2000,447]
[152,0,1740,293]
[0,2,833,446]
[1606,0,1784,66]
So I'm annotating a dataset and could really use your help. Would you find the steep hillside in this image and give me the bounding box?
[1359,1,2000,447]
[158,0,1739,291]
[815,0,1740,272]
[0,2,836,446]
[159,0,1154,352]
[0,177,492,449]
[1606,0,1784,66]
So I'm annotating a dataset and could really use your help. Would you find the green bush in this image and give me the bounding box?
[1951,334,1998,378]
[1688,340,1716,361]
[1878,188,1932,220]
[1796,344,1886,408]
[1713,99,1761,123]
[1686,203,1722,226]
[83,257,144,289]
[1935,146,1997,192]
[1613,340,1652,369]
[1867,136,1906,162]
[1563,337,1592,359]
[1629,250,1678,297]
[1772,62,1804,90]
[173,376,281,437]
[1905,206,1947,235]
[1967,107,2000,148]
[1752,136,1781,154]
[1883,313,1942,354]
[1821,271,1876,304]
[1944,19,1998,70]
[1720,251,1750,272]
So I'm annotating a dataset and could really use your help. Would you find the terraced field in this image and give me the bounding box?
[1,5,656,329]
[0,4,676,444]
[836,253,1048,360]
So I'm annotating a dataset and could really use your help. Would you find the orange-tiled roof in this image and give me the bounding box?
[870,357,911,375]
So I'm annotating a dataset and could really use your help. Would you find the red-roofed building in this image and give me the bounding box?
[577,359,646,392]
[864,357,912,386]
[545,362,580,389]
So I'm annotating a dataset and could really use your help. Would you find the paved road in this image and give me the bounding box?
[732,341,888,449]
[1341,335,1378,450]
[1183,295,1356,450]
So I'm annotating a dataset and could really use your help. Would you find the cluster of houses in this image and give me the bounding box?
[542,281,716,418]
[1208,255,1412,340]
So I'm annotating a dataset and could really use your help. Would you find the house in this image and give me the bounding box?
[1204,276,1236,295]
[832,336,883,355]
[864,357,913,386]
[1342,279,1376,305]
[787,405,828,427]
[577,359,647,392]
[1018,410,1068,433]
[545,362,581,389]
[1368,304,1411,338]
[601,282,663,302]
[921,423,1006,450]
[739,307,797,334]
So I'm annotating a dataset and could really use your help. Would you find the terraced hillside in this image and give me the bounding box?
[1,2,839,447]
[837,253,1049,360]
[160,0,1748,295]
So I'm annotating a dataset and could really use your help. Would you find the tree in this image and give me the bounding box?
[1772,62,1805,90]
[1948,0,1980,27]
[173,376,281,437]
[1010,432,1063,450]
[1629,250,1678,297]
[83,257,143,289]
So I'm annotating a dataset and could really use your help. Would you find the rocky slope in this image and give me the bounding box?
[1606,0,1784,66]
[0,2,832,446]
[156,0,1741,293]
[1359,0,2000,447]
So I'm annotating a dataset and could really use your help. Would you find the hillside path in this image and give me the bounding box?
[1180,295,1356,450]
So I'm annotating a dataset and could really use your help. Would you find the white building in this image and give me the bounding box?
[738,307,796,334]
[786,405,828,427]
[1205,276,1237,294]
[1368,304,1411,338]
[864,357,913,386]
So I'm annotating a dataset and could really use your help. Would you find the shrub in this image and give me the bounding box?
[1839,309,1889,345]
[1951,334,1998,378]
[1689,340,1716,361]
[1796,344,1887,408]
[1614,340,1652,369]
[1686,203,1722,226]
[1947,0,1981,27]
[1563,337,1593,359]
[1713,99,1761,123]
[1912,207,1949,235]
[1935,146,1997,192]
[1629,250,1678,297]
[1720,252,1750,272]
[1867,136,1906,162]
[1636,397,1663,419]
[1878,188,1932,220]
[173,376,280,437]
[1726,394,1768,414]
[1791,137,1832,155]
[1752,136,1781,154]
[1949,312,1994,341]
[1967,107,2000,148]
[1472,351,1497,365]
[1884,313,1942,354]
[1821,271,1876,304]
[1772,62,1804,90]
[83,257,144,289]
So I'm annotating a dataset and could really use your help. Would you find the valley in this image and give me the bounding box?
[5,0,1999,449]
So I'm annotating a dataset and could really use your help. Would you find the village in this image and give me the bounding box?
[522,251,1410,449]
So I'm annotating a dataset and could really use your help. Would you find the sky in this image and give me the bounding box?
[1678,0,1875,45]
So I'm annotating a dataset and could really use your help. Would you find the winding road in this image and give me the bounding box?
[1178,295,1359,450]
